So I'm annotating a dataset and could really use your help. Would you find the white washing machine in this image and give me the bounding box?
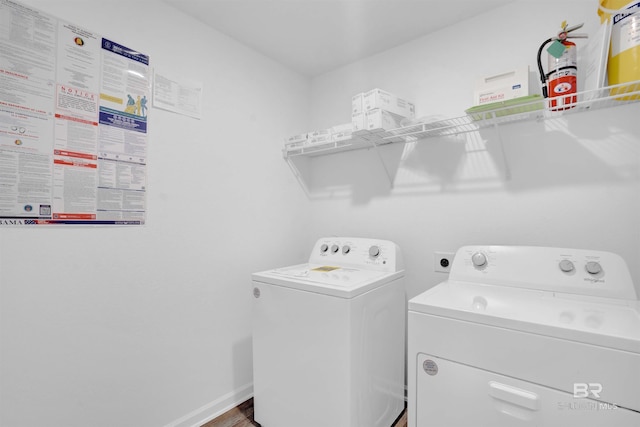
[408,245,640,427]
[252,237,405,427]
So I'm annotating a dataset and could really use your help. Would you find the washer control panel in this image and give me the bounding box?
[310,237,402,272]
[449,245,636,300]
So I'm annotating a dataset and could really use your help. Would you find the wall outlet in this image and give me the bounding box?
[434,251,455,273]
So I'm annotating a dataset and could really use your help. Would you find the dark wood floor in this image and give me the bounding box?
[201,398,260,427]
[202,398,407,427]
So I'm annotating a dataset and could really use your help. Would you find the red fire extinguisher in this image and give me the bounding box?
[537,21,587,110]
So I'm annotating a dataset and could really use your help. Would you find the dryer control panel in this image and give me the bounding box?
[309,237,403,272]
[449,245,637,300]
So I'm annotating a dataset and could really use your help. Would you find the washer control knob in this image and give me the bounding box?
[369,245,380,258]
[342,245,351,254]
[331,244,339,253]
[559,259,575,273]
[320,244,328,253]
[471,252,487,268]
[586,261,602,275]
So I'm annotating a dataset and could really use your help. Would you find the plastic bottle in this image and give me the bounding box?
[598,0,640,99]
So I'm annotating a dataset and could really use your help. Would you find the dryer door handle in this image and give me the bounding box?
[488,381,541,411]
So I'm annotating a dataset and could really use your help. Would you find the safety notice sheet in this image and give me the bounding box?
[0,0,149,226]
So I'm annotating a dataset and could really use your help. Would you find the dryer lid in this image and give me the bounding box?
[409,280,640,353]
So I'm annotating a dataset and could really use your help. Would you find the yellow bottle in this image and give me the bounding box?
[598,0,640,99]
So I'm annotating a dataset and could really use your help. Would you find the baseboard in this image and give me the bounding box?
[163,382,253,427]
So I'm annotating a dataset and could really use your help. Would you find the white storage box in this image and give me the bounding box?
[308,128,333,145]
[363,88,415,118]
[332,130,353,142]
[331,122,353,134]
[285,132,308,146]
[330,123,353,142]
[352,93,364,114]
[352,112,367,133]
[473,66,530,106]
[284,143,304,155]
[365,109,404,132]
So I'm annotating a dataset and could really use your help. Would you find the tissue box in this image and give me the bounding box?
[363,88,415,118]
[473,66,529,106]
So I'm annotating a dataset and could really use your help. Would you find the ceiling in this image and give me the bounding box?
[163,0,514,77]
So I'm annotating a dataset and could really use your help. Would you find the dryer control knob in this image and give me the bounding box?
[331,244,339,253]
[559,259,575,273]
[320,244,329,253]
[369,245,380,258]
[471,252,487,268]
[586,261,602,275]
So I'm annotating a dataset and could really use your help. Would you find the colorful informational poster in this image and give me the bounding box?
[0,0,149,226]
[95,38,148,223]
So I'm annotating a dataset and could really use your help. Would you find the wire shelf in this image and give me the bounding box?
[283,80,640,159]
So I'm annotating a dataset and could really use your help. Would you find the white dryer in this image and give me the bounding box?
[408,245,640,427]
[252,237,405,427]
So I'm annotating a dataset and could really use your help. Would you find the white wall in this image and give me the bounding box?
[0,1,311,427]
[305,0,640,300]
[1,1,639,427]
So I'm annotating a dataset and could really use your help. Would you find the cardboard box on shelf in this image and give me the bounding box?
[284,132,308,146]
[352,112,367,133]
[331,122,353,134]
[329,123,353,142]
[363,88,415,118]
[307,128,333,145]
[473,66,530,106]
[332,131,352,142]
[365,109,404,132]
[352,93,364,114]
[284,143,304,155]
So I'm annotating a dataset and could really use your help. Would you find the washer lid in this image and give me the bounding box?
[409,281,640,353]
[252,263,404,298]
